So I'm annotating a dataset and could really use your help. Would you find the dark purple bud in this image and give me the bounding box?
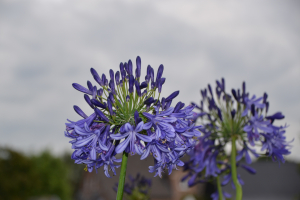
[108,92,114,104]
[107,100,114,116]
[91,99,106,109]
[160,78,166,85]
[102,74,107,86]
[156,64,164,83]
[164,100,172,110]
[144,97,154,105]
[157,79,163,93]
[136,56,141,78]
[84,94,94,109]
[251,104,255,116]
[135,80,141,97]
[92,86,97,99]
[222,78,225,89]
[109,69,114,82]
[161,97,166,109]
[73,105,88,118]
[124,62,129,76]
[150,67,154,83]
[217,108,223,121]
[241,164,256,174]
[174,101,184,113]
[231,109,236,118]
[120,79,123,87]
[266,112,284,124]
[105,79,108,86]
[95,108,109,122]
[145,75,150,83]
[142,89,147,96]
[208,84,213,97]
[97,88,103,96]
[151,81,155,89]
[263,92,268,104]
[232,89,238,101]
[266,102,269,113]
[126,95,130,102]
[134,110,142,125]
[147,65,152,77]
[242,81,246,95]
[115,71,120,85]
[109,80,115,94]
[129,75,134,93]
[165,91,179,102]
[201,89,207,100]
[90,68,104,86]
[140,81,148,89]
[128,60,133,75]
[120,63,126,80]
[72,83,93,95]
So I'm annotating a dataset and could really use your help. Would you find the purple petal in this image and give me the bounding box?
[141,146,151,160]
[115,137,131,154]
[136,133,152,142]
[124,123,133,132]
[110,132,129,140]
[135,121,144,132]
[143,122,153,130]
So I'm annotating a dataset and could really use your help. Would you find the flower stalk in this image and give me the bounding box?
[231,136,242,200]
[216,176,223,200]
[116,152,128,200]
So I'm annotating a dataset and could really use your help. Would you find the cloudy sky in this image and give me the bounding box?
[0,0,299,161]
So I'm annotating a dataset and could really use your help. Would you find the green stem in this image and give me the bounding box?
[231,136,242,200]
[216,176,223,200]
[116,152,128,200]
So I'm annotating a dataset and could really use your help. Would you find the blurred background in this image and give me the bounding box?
[0,0,299,199]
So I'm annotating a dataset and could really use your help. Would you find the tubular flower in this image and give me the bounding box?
[64,56,201,178]
[183,78,292,198]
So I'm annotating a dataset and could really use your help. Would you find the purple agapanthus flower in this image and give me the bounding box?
[183,78,292,198]
[65,56,201,179]
[143,106,177,140]
[111,122,152,155]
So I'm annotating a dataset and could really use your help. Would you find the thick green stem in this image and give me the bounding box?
[231,136,242,200]
[216,176,223,200]
[116,152,128,200]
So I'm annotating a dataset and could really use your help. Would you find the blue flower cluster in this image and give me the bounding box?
[183,78,291,196]
[114,173,152,199]
[64,56,201,177]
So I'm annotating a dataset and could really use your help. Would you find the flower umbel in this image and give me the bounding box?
[64,56,201,199]
[183,78,292,200]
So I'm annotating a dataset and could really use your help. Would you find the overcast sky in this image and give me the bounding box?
[0,0,299,162]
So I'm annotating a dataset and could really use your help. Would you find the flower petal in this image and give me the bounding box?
[136,133,152,142]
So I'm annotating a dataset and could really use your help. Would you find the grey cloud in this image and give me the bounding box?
[0,0,299,160]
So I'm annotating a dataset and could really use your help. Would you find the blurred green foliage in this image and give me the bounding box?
[0,147,83,200]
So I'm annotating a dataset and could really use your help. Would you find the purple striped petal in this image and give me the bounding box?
[136,133,152,142]
[135,121,144,132]
[141,146,151,160]
[110,132,129,140]
[115,137,131,154]
[143,122,153,130]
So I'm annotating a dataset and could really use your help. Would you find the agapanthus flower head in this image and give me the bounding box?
[64,56,201,178]
[183,78,292,197]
